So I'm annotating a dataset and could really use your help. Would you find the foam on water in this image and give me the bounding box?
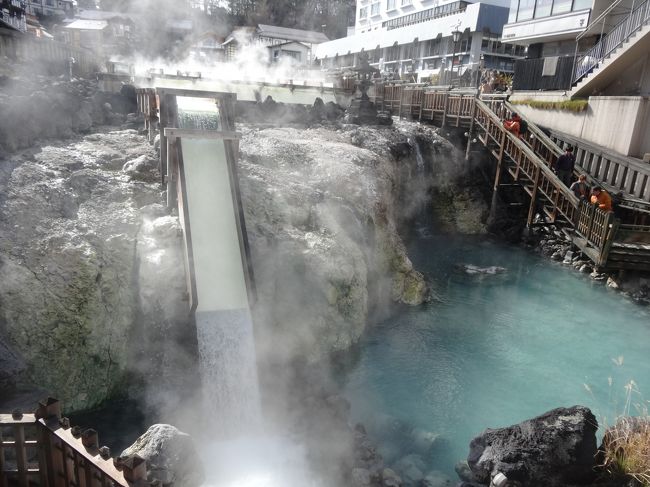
[339,233,650,477]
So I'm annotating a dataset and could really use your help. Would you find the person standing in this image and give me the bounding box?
[554,146,575,187]
[590,186,613,212]
[570,174,590,200]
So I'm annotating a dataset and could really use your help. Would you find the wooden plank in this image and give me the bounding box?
[164,128,242,141]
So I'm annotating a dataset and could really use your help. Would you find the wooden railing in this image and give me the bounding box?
[575,201,619,265]
[1,399,147,487]
[549,131,650,206]
[135,88,158,143]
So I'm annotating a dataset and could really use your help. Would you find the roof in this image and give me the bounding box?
[257,24,329,44]
[315,2,507,58]
[267,40,308,49]
[77,10,133,22]
[64,19,108,30]
[166,19,193,31]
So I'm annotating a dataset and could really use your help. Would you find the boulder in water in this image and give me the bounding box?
[467,406,598,487]
[121,424,204,487]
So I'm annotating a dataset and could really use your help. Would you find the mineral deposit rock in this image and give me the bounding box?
[121,424,204,487]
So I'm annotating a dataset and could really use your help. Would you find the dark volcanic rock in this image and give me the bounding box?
[467,406,598,487]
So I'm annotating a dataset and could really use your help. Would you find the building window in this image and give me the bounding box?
[508,0,518,23]
[551,0,572,15]
[573,0,591,9]
[534,0,552,18]
[359,6,367,18]
[387,0,395,9]
[401,0,412,6]
[424,38,441,56]
[385,44,399,61]
[517,0,535,20]
[371,2,380,15]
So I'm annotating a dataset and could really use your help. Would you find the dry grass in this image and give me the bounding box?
[510,98,589,112]
[600,416,650,486]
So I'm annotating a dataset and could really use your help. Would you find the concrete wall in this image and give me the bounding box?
[511,95,650,158]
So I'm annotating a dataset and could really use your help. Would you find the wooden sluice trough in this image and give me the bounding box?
[1,399,148,487]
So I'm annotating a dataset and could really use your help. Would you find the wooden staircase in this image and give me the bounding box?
[377,83,650,270]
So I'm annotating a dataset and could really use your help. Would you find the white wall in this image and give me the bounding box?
[512,95,650,157]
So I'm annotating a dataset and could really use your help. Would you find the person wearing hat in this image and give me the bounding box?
[590,186,613,212]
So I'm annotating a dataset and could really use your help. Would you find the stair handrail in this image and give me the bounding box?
[475,98,579,208]
[576,0,625,42]
[573,0,650,84]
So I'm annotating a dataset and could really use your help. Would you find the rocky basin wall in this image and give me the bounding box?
[0,87,482,412]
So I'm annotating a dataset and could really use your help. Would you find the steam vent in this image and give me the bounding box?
[2,1,650,487]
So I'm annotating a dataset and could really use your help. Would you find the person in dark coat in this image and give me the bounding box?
[554,146,575,187]
[570,174,590,200]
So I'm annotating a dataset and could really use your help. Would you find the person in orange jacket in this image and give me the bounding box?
[590,186,613,212]
[503,112,522,138]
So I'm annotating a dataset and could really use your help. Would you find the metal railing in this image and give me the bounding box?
[574,0,650,84]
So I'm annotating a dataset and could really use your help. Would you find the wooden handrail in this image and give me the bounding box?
[1,403,147,487]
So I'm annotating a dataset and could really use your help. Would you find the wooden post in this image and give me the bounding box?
[464,100,477,161]
[488,129,508,222]
[15,425,28,487]
[599,213,619,265]
[585,203,597,244]
[166,138,177,209]
[527,165,541,226]
[441,92,449,127]
[159,94,168,187]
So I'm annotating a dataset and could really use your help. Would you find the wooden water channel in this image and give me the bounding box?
[136,83,650,271]
[0,399,147,487]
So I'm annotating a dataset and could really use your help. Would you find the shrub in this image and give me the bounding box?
[510,98,589,112]
[599,416,650,486]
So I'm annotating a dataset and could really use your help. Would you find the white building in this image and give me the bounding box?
[316,1,523,82]
[354,0,509,34]
[501,0,650,158]
[25,0,76,17]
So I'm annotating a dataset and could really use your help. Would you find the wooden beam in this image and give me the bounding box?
[163,128,242,140]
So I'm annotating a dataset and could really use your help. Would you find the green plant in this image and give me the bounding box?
[510,98,589,112]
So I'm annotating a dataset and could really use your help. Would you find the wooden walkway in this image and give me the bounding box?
[375,82,650,271]
[135,83,650,271]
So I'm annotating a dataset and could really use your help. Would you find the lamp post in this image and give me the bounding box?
[476,53,485,91]
[451,27,461,84]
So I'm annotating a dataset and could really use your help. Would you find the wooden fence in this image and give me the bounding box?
[1,399,147,487]
[16,37,99,76]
